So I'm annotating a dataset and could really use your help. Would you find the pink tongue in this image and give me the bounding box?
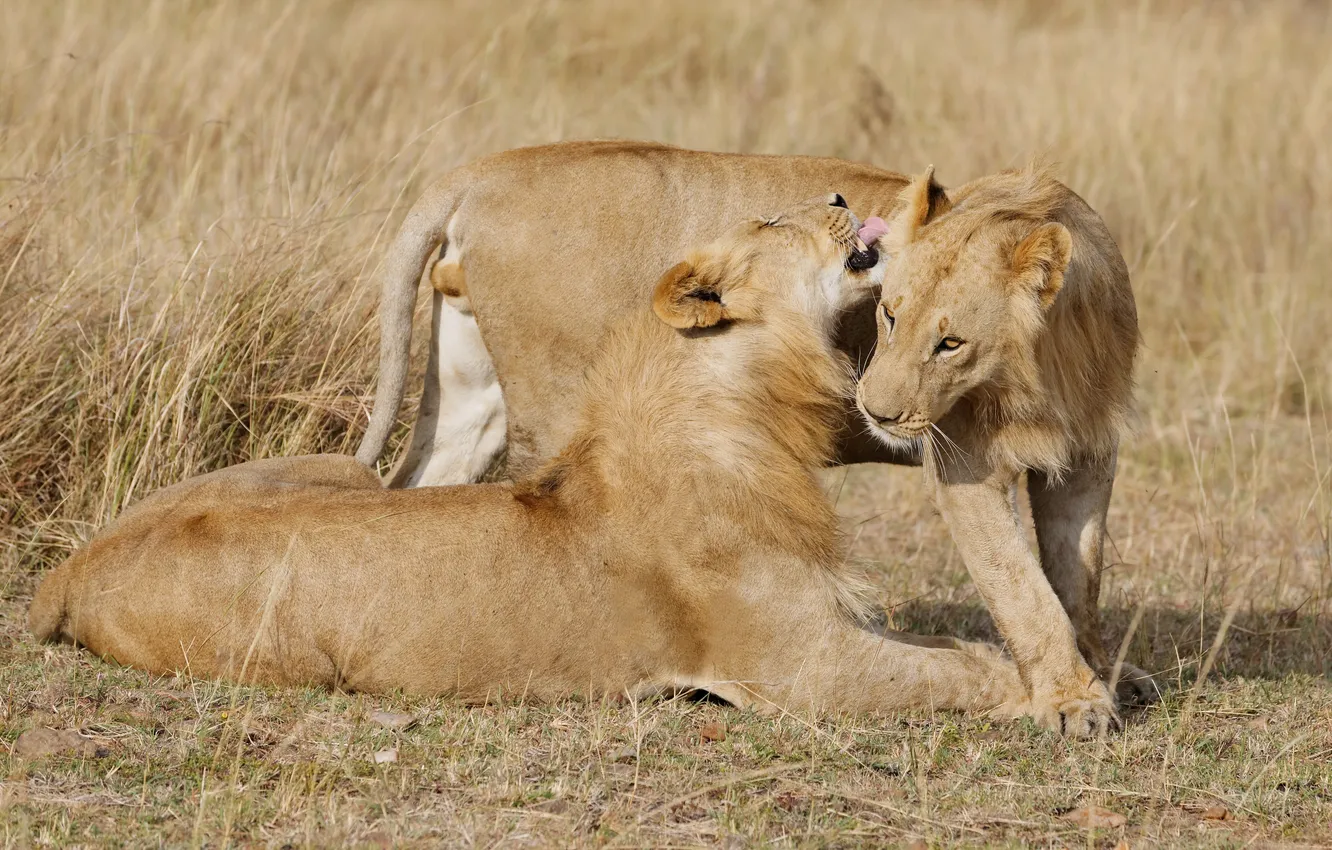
[857,216,889,246]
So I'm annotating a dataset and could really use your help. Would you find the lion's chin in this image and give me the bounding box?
[858,413,926,453]
[871,428,926,452]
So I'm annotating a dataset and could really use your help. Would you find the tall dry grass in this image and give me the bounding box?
[4,2,1332,844]
[2,0,1330,659]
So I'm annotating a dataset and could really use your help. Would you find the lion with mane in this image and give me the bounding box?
[29,196,1030,721]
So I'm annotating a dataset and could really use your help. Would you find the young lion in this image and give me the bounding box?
[28,196,1028,719]
[857,166,1144,737]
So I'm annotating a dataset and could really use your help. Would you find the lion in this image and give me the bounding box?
[356,142,916,486]
[28,196,1030,720]
[855,165,1143,737]
[353,141,1154,735]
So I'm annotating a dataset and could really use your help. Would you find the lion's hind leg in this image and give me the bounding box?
[386,290,507,488]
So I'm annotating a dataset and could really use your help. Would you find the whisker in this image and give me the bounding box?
[924,424,952,468]
[924,432,946,486]
[929,423,973,478]
[928,423,959,465]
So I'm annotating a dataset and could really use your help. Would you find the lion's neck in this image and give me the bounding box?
[518,313,847,558]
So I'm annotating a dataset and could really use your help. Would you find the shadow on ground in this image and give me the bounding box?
[891,599,1332,685]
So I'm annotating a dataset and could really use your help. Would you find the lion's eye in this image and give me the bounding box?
[935,337,964,354]
[879,303,894,330]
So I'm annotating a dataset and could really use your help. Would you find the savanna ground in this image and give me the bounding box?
[2,0,1330,846]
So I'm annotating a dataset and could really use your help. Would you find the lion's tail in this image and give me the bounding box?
[28,558,74,643]
[354,174,469,469]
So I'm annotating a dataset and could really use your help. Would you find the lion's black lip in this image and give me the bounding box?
[847,245,879,271]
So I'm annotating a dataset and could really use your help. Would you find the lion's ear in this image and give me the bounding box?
[893,165,953,244]
[652,260,737,329]
[1011,222,1072,310]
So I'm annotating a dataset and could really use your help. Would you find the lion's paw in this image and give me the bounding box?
[1030,679,1120,738]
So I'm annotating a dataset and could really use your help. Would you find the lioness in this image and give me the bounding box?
[354,142,1150,735]
[29,197,1029,719]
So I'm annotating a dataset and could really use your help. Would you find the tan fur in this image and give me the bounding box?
[857,165,1153,736]
[355,141,916,478]
[861,164,1137,475]
[29,199,1030,720]
[429,261,466,299]
[355,142,1155,733]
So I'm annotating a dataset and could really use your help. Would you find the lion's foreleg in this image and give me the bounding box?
[764,624,1027,718]
[1028,448,1159,706]
[694,597,1027,718]
[933,454,1118,737]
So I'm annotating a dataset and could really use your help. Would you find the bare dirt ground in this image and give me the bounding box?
[2,1,1330,846]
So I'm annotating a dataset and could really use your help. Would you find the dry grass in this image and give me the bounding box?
[2,0,1330,846]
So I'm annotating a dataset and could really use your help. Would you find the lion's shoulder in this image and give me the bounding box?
[966,169,1138,471]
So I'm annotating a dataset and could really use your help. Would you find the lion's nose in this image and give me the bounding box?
[864,407,902,426]
[829,193,847,208]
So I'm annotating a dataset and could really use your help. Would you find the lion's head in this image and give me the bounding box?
[856,166,1138,475]
[652,193,886,340]
[533,194,892,526]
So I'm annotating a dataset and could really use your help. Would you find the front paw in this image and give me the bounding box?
[1030,678,1120,738]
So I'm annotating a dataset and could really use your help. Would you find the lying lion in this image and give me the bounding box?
[29,196,1029,719]
[353,142,1150,735]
